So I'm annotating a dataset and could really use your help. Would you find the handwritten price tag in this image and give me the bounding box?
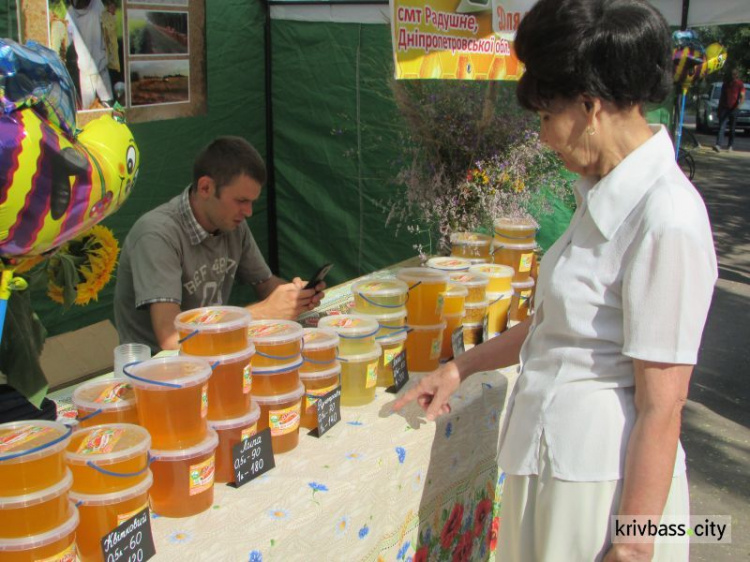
[451,326,465,358]
[386,350,409,393]
[100,507,155,562]
[316,387,341,437]
[231,428,275,487]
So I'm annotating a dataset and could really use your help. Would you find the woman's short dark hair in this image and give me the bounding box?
[191,136,266,193]
[514,0,672,111]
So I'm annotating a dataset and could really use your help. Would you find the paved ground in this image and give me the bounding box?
[680,122,750,560]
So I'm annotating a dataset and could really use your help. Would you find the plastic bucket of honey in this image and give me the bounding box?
[254,384,305,455]
[370,308,408,340]
[376,331,407,387]
[69,471,152,562]
[318,314,379,355]
[469,263,514,294]
[339,344,382,406]
[124,356,212,450]
[464,300,489,325]
[351,277,409,314]
[486,292,512,337]
[175,306,251,356]
[65,423,151,495]
[426,256,471,272]
[492,242,538,282]
[182,345,255,421]
[247,320,304,368]
[252,356,303,397]
[0,469,72,538]
[301,328,339,373]
[0,420,72,496]
[510,279,536,324]
[440,313,465,361]
[463,322,484,347]
[406,323,445,373]
[73,378,138,429]
[442,282,468,316]
[300,364,341,430]
[149,429,219,518]
[449,271,489,305]
[493,216,539,245]
[208,401,261,484]
[0,502,79,562]
[449,232,493,260]
[396,268,448,325]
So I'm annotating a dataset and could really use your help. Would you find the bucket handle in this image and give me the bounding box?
[85,454,155,478]
[375,327,409,339]
[77,409,103,423]
[253,336,305,361]
[302,356,337,366]
[356,291,409,309]
[0,425,73,462]
[123,362,182,389]
[178,329,199,344]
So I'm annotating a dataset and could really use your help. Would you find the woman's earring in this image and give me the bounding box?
[586,126,596,136]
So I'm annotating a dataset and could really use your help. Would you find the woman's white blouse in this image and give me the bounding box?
[497,126,717,481]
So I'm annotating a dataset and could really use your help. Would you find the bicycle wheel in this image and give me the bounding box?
[678,149,695,180]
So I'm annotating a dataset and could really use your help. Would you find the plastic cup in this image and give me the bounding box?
[463,322,484,347]
[182,345,255,420]
[124,356,212,450]
[301,328,339,373]
[449,232,493,260]
[247,320,304,368]
[441,313,465,361]
[465,300,489,324]
[254,385,305,455]
[0,502,79,562]
[208,401,261,484]
[175,306,251,356]
[252,356,303,397]
[449,271,489,304]
[442,282,468,315]
[396,267,448,325]
[339,345,382,407]
[65,423,151,495]
[369,308,408,339]
[0,420,72,496]
[149,429,219,518]
[426,256,471,272]
[406,323,446,373]
[351,278,409,314]
[113,343,151,378]
[69,472,153,562]
[318,314,380,355]
[73,378,138,429]
[493,216,539,245]
[377,332,407,387]
[0,469,73,538]
[492,242,538,282]
[469,263,515,294]
[486,292,512,337]
[510,279,536,323]
[299,364,341,430]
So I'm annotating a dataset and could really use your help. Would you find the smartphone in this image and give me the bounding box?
[303,263,334,291]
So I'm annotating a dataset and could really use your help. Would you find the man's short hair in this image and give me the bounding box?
[191,136,266,194]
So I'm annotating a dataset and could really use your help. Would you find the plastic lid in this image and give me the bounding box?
[0,420,71,465]
[406,322,447,331]
[465,300,489,309]
[367,308,407,324]
[299,362,342,381]
[464,257,490,265]
[487,292,513,302]
[376,327,409,345]
[426,256,471,271]
[0,502,78,552]
[180,343,255,366]
[208,400,261,431]
[174,306,252,334]
[449,231,493,245]
[462,321,484,328]
[0,469,73,510]
[351,277,408,297]
[449,271,490,288]
[69,471,153,507]
[151,429,219,462]
[65,423,151,466]
[469,264,515,278]
[442,312,466,320]
[247,320,304,345]
[338,343,383,364]
[444,282,469,297]
[512,278,536,290]
[318,314,379,339]
[302,328,340,351]
[252,383,305,406]
[492,241,538,251]
[493,216,539,231]
[396,267,449,285]
[124,356,212,390]
[73,377,136,412]
[252,356,304,376]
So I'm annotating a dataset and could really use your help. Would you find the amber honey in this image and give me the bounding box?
[73,378,138,429]
[449,271,489,305]
[441,313,465,361]
[442,282,468,315]
[248,320,304,368]
[426,256,471,272]
[469,263,515,294]
[493,242,538,282]
[351,278,409,314]
[209,402,260,483]
[0,470,72,538]
[450,232,493,260]
[300,365,341,429]
[463,322,484,347]
[150,430,218,518]
[0,420,71,496]
[486,293,512,337]
[465,300,489,324]
[510,279,536,324]
[254,385,304,454]
[301,328,339,373]
[377,333,407,387]
[396,268,448,325]
[252,357,303,397]
[0,503,79,562]
[175,306,251,356]
[493,217,539,245]
[406,323,445,373]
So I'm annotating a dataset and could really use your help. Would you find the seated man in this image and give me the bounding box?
[114,136,323,353]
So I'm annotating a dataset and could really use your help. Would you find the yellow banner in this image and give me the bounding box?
[391,0,526,81]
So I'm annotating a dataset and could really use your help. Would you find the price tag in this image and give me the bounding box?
[231,428,275,487]
[386,350,409,393]
[482,314,490,343]
[100,507,155,562]
[451,326,465,357]
[316,386,341,437]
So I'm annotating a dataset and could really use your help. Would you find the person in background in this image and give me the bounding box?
[713,68,746,153]
[395,1,716,560]
[114,136,325,354]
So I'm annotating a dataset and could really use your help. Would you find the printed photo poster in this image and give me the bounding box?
[391,0,529,81]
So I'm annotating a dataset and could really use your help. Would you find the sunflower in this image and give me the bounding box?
[47,225,119,307]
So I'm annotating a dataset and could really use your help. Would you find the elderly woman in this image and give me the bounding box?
[394,0,717,560]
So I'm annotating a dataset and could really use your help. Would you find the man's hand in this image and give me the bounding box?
[602,543,653,562]
[392,361,462,421]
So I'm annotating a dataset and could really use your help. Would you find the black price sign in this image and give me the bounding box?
[451,325,465,357]
[316,386,341,437]
[386,350,409,393]
[100,507,155,562]
[231,428,275,487]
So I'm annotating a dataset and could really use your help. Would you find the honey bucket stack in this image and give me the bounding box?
[469,264,514,338]
[448,270,490,347]
[425,257,470,361]
[493,217,538,324]
[299,328,341,430]
[449,231,493,265]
